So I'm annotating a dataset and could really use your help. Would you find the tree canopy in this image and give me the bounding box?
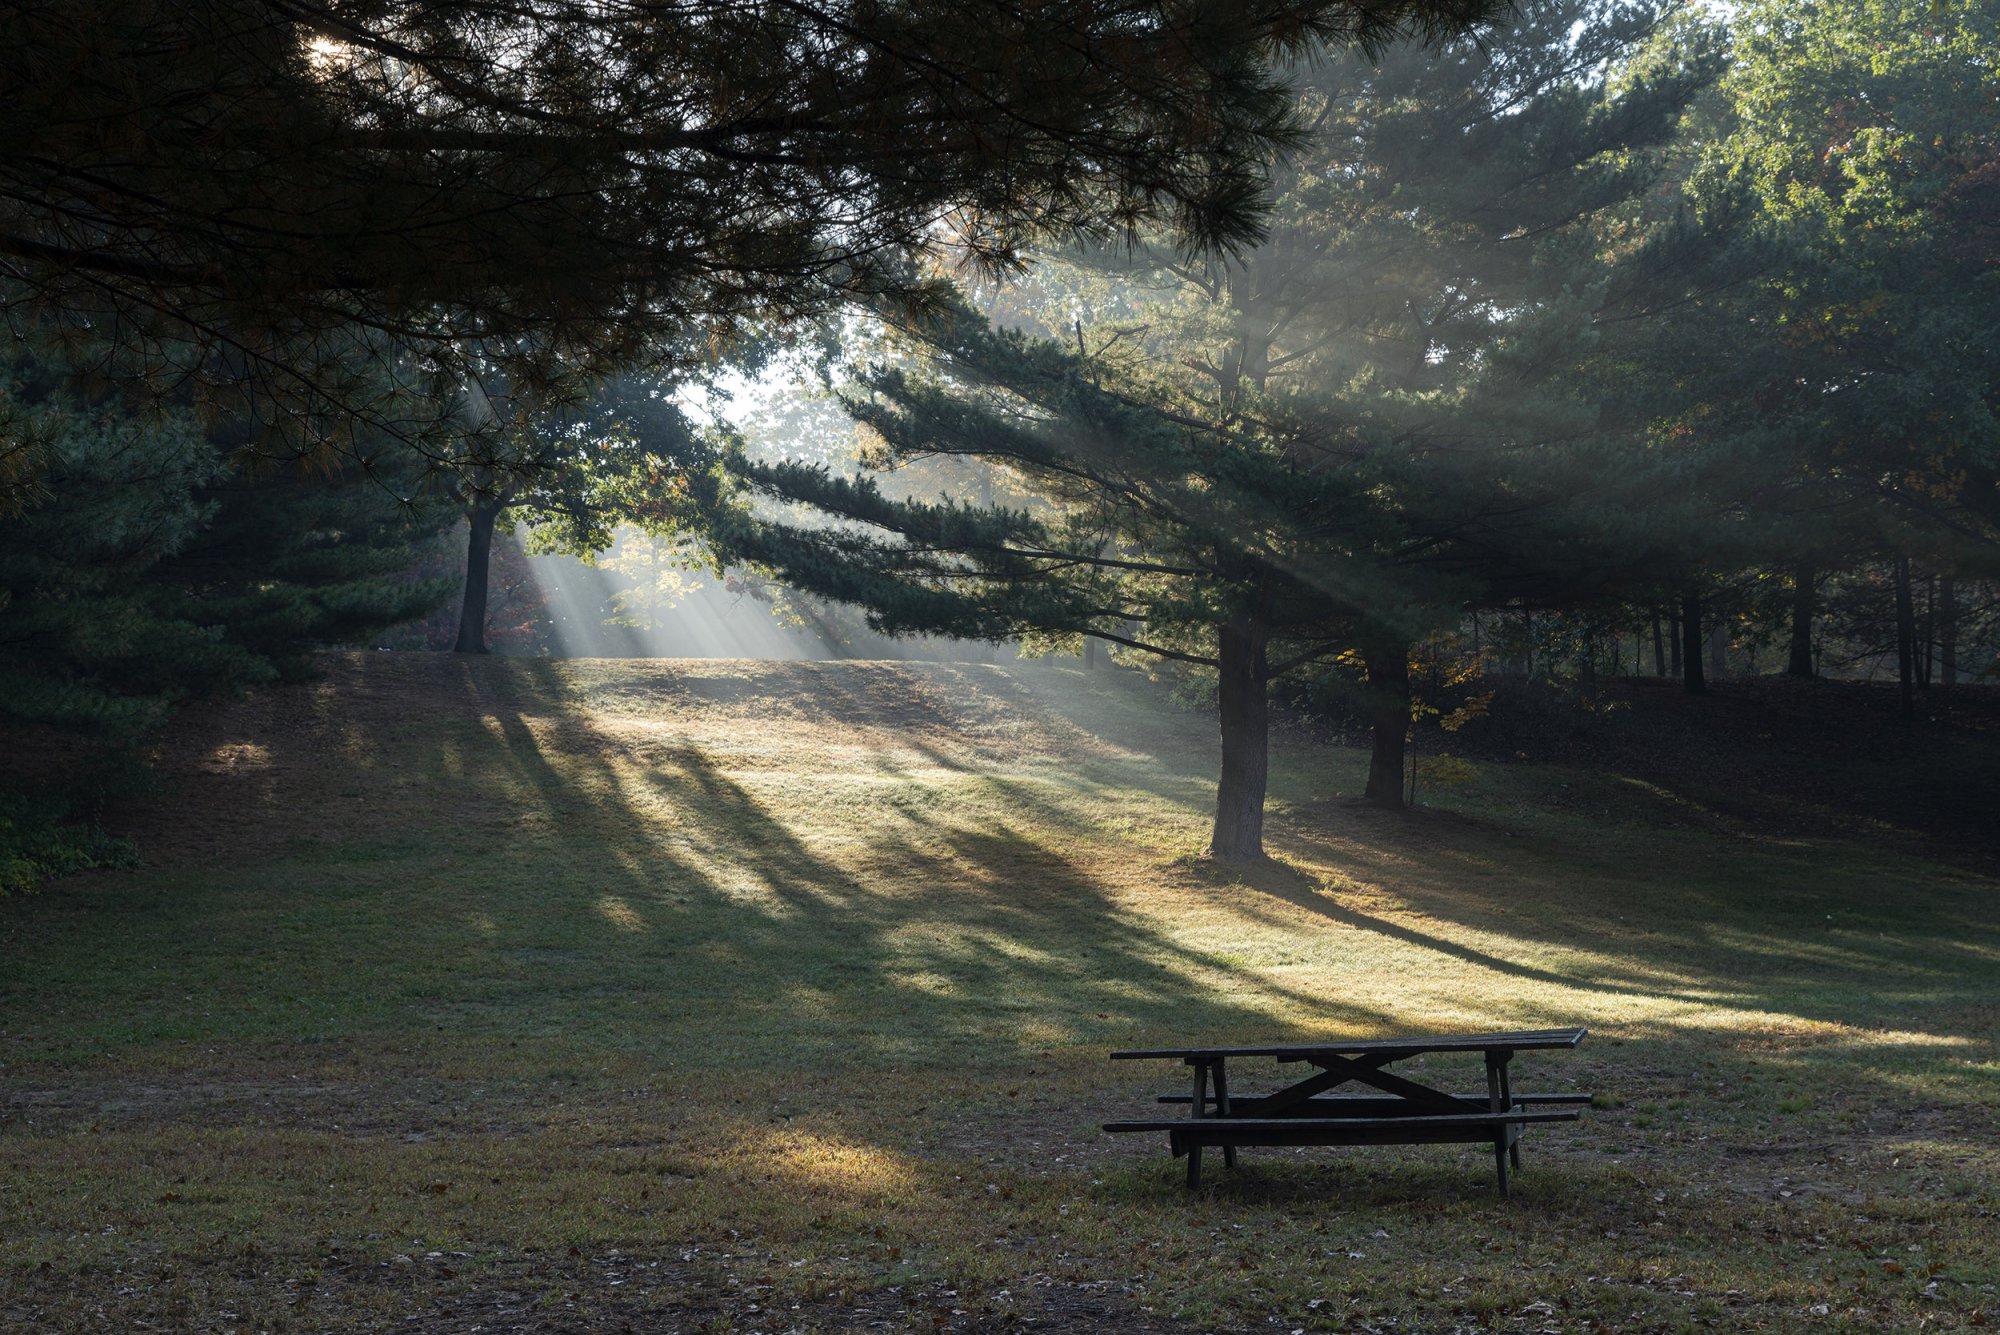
[0,0,1506,472]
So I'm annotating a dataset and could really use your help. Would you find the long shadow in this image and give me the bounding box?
[1215,857,1800,1011]
[1250,793,1999,1047]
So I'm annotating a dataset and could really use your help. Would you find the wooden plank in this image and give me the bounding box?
[1158,1092,1593,1107]
[1103,1110,1582,1134]
[1111,1027,1587,1061]
[1109,1117,1579,1151]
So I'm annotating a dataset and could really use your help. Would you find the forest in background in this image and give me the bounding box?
[2,0,1996,880]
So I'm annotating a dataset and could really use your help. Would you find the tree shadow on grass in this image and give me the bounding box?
[26,652,1994,1138]
[1231,803,1998,1080]
[419,655,1397,1073]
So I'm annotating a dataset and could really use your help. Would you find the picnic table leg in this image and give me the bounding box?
[1487,1054,1512,1196]
[1186,1060,1209,1189]
[1500,1057,1522,1170]
[1213,1059,1238,1170]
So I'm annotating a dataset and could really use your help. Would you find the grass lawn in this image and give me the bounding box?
[2,653,1995,1334]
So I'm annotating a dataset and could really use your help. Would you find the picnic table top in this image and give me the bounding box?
[1109,1027,1587,1061]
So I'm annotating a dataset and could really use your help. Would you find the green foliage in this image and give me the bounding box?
[724,0,1729,666]
[0,0,1507,448]
[0,792,137,897]
[157,440,459,683]
[0,376,456,735]
[0,365,225,735]
[1707,0,2000,568]
[0,350,458,885]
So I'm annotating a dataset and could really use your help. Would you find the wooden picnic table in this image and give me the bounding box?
[1103,1028,1590,1195]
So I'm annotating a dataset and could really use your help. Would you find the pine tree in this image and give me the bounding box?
[718,0,1733,856]
[151,438,458,681]
[0,0,1506,457]
[0,348,457,863]
[717,303,1377,860]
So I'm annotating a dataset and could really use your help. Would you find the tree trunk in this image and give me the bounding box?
[1893,555,1916,721]
[1786,562,1815,678]
[1707,618,1728,682]
[1084,636,1099,670]
[1919,573,1934,689]
[1362,643,1411,809]
[1651,611,1666,677]
[454,497,504,655]
[1209,609,1270,862]
[1679,589,1705,695]
[1939,576,1958,692]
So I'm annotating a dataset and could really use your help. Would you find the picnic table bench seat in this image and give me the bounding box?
[1103,1028,1590,1195]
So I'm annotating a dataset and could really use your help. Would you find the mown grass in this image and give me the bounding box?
[1,653,1995,1334]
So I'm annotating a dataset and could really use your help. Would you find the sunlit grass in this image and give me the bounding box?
[1,653,1995,1333]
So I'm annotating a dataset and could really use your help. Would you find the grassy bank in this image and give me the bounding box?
[2,653,1994,1333]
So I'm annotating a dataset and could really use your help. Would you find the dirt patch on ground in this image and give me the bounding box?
[7,1250,1195,1335]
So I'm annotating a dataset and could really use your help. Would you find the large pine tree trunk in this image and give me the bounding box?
[1209,609,1270,862]
[1786,562,1815,678]
[1679,589,1705,695]
[1362,643,1411,809]
[455,497,503,655]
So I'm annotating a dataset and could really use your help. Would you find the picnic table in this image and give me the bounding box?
[1103,1028,1590,1195]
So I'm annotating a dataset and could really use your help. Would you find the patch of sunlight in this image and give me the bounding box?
[601,841,662,887]
[778,983,839,1017]
[1014,1018,1080,1045]
[895,971,958,997]
[1612,774,1720,815]
[681,861,856,917]
[1648,1012,1982,1050]
[757,1127,917,1202]
[596,896,647,933]
[463,910,498,937]
[205,740,272,769]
